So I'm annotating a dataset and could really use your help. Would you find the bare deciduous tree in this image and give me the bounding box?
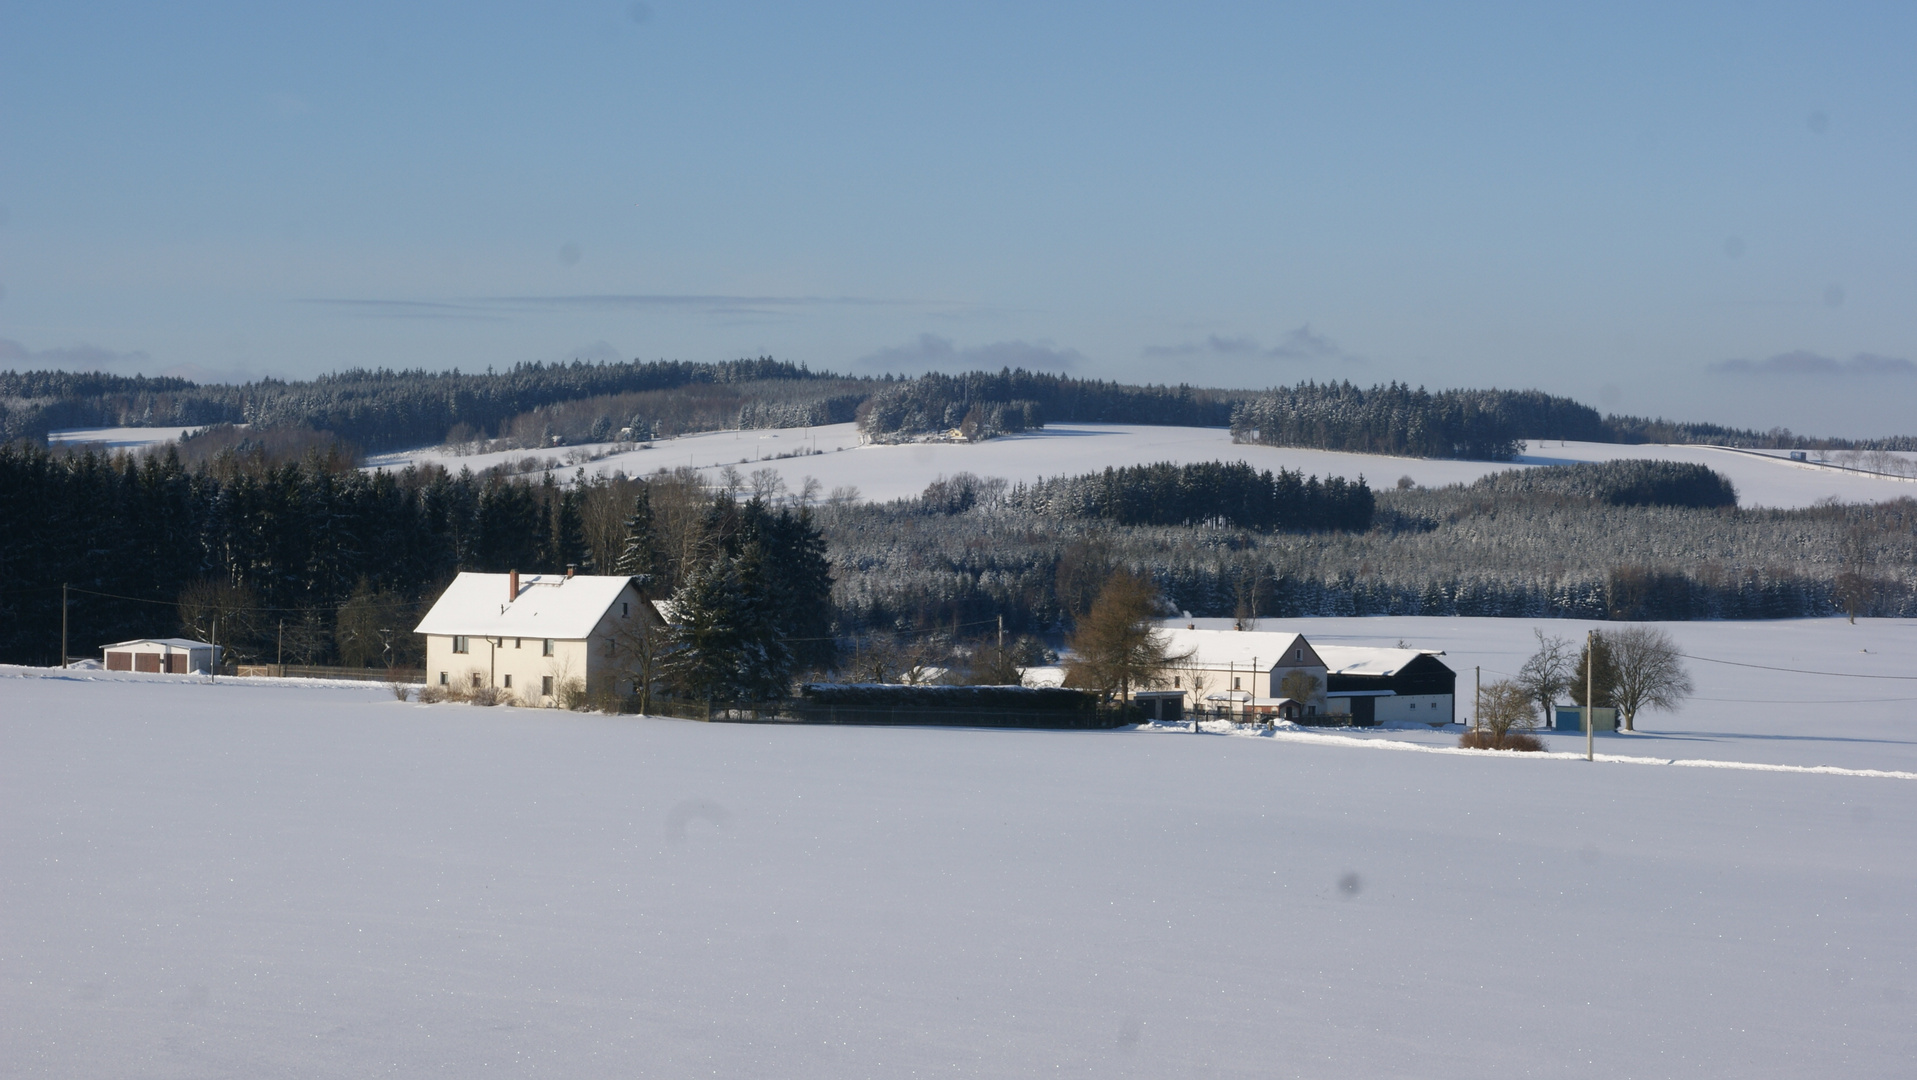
[1516,629,1575,725]
[1459,680,1542,750]
[178,579,260,663]
[1608,626,1694,731]
[607,613,669,715]
[1278,669,1322,704]
[1168,648,1210,713]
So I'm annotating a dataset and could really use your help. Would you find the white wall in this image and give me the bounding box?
[420,581,653,706]
[1374,694,1453,726]
[426,635,590,705]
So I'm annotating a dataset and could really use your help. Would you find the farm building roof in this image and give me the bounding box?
[102,638,218,650]
[1314,646,1446,678]
[1157,627,1310,669]
[413,573,636,639]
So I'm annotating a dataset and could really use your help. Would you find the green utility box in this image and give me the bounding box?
[1553,706,1617,733]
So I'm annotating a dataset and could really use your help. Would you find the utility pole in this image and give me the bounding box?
[277,620,284,667]
[1586,628,1596,762]
[1474,666,1481,731]
[61,583,69,669]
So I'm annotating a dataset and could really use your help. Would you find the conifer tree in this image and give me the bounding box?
[662,553,761,701]
[1570,631,1619,708]
[613,487,664,587]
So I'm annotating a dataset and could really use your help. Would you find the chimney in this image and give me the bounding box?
[509,569,519,600]
[566,564,576,579]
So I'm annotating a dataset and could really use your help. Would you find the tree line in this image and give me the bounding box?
[0,443,832,676]
[1001,461,1374,532]
[1466,459,1739,509]
[821,462,1916,639]
[0,357,829,451]
[12,360,1917,460]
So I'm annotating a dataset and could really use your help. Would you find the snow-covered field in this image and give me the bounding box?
[1176,616,1917,773]
[6,617,1915,1078]
[367,423,1917,509]
[46,426,206,450]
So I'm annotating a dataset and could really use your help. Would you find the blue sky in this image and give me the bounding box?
[2,2,1914,436]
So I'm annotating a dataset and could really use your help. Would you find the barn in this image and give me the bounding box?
[101,638,222,675]
[1316,646,1457,726]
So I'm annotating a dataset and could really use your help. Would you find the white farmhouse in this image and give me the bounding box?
[414,570,660,705]
[1154,626,1331,721]
[1148,625,1457,726]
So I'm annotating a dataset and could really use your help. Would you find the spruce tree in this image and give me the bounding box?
[662,553,756,702]
[613,486,664,588]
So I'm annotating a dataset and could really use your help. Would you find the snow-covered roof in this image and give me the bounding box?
[1019,665,1066,689]
[1314,645,1444,678]
[102,638,218,650]
[413,573,637,639]
[1158,627,1309,670]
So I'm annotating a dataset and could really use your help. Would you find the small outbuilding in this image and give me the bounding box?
[1552,705,1617,733]
[102,638,222,675]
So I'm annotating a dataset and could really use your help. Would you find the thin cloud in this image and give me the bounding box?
[296,299,508,322]
[1144,324,1363,364]
[855,333,1085,374]
[0,337,154,371]
[1710,351,1915,376]
[301,293,957,321]
[0,337,253,384]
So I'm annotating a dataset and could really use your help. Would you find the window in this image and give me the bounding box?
[603,638,615,657]
[1173,676,1181,688]
[542,675,554,696]
[471,672,482,688]
[1294,648,1302,662]
[542,639,554,656]
[1307,705,1316,716]
[452,635,469,654]
[515,638,522,649]
[1233,677,1241,690]
[439,672,448,686]
[502,674,512,689]
[621,601,629,618]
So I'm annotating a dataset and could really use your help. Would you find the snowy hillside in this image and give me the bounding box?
[5,615,1915,1078]
[367,423,1917,509]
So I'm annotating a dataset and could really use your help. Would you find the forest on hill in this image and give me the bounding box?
[4,439,1911,670]
[9,360,1917,459]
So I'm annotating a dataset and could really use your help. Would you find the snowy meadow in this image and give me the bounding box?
[5,617,1914,1078]
[363,422,1917,510]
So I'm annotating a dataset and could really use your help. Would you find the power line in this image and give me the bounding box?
[1691,695,1917,704]
[61,585,436,617]
[1493,653,1917,684]
[1678,652,1917,681]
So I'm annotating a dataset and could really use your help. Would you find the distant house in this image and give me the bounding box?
[413,570,661,705]
[1156,627,1330,720]
[1154,625,1456,725]
[102,638,221,675]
